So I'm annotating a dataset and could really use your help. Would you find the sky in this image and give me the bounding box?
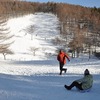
[24,0,100,8]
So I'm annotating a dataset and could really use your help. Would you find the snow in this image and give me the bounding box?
[0,12,100,100]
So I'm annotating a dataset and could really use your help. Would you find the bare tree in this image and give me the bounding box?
[29,47,39,56]
[25,25,34,40]
[0,48,14,60]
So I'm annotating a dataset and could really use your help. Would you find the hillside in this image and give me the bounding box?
[0,13,100,100]
[6,12,59,60]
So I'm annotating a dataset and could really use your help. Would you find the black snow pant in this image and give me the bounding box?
[59,62,67,75]
[68,81,83,90]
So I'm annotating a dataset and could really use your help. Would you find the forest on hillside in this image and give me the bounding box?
[0,0,100,59]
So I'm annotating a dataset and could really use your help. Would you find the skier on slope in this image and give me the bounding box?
[64,69,93,91]
[57,49,70,75]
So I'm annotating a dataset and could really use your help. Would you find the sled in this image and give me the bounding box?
[79,88,92,93]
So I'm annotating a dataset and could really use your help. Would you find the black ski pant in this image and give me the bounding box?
[68,81,83,90]
[59,62,66,75]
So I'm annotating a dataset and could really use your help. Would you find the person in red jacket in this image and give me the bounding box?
[57,49,70,75]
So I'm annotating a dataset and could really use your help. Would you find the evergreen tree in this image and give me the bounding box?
[0,15,14,60]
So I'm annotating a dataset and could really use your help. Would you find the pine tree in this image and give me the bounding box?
[0,15,14,60]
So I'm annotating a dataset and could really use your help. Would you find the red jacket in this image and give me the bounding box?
[57,51,70,64]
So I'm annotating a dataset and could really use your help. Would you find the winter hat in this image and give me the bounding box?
[59,49,63,53]
[84,69,90,75]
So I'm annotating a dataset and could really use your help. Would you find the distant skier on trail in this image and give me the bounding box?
[57,49,70,75]
[64,69,93,91]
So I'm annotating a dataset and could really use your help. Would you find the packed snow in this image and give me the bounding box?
[0,12,100,100]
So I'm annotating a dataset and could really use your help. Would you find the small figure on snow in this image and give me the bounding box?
[57,49,70,75]
[64,69,93,91]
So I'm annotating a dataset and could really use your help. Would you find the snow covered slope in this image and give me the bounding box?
[6,12,59,61]
[0,13,100,100]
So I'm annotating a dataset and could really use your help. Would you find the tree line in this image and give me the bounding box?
[0,0,100,59]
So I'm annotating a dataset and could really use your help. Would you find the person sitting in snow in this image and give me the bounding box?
[64,69,93,91]
[57,49,70,75]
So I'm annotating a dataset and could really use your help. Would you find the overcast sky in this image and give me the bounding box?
[24,0,100,8]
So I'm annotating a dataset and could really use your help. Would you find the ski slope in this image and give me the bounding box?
[0,12,100,100]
